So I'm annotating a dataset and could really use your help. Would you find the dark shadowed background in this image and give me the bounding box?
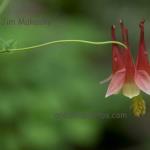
[0,0,150,150]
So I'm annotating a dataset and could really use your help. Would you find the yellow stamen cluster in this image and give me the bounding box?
[131,95,146,117]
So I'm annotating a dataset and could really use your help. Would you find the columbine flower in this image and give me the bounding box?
[102,20,150,116]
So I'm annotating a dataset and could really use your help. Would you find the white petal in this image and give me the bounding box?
[122,82,140,99]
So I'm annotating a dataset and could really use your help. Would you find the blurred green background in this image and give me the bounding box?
[0,0,150,150]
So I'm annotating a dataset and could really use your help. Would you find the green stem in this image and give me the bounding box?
[0,40,127,53]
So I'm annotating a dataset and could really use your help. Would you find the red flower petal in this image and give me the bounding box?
[120,20,135,81]
[120,20,129,46]
[135,70,150,95]
[136,20,150,74]
[105,68,126,97]
[111,25,124,73]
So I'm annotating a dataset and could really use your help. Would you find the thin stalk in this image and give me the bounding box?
[0,40,127,53]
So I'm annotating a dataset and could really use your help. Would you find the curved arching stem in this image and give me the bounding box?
[0,39,127,53]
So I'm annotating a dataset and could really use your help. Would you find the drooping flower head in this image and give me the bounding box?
[106,20,139,98]
[103,20,150,116]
